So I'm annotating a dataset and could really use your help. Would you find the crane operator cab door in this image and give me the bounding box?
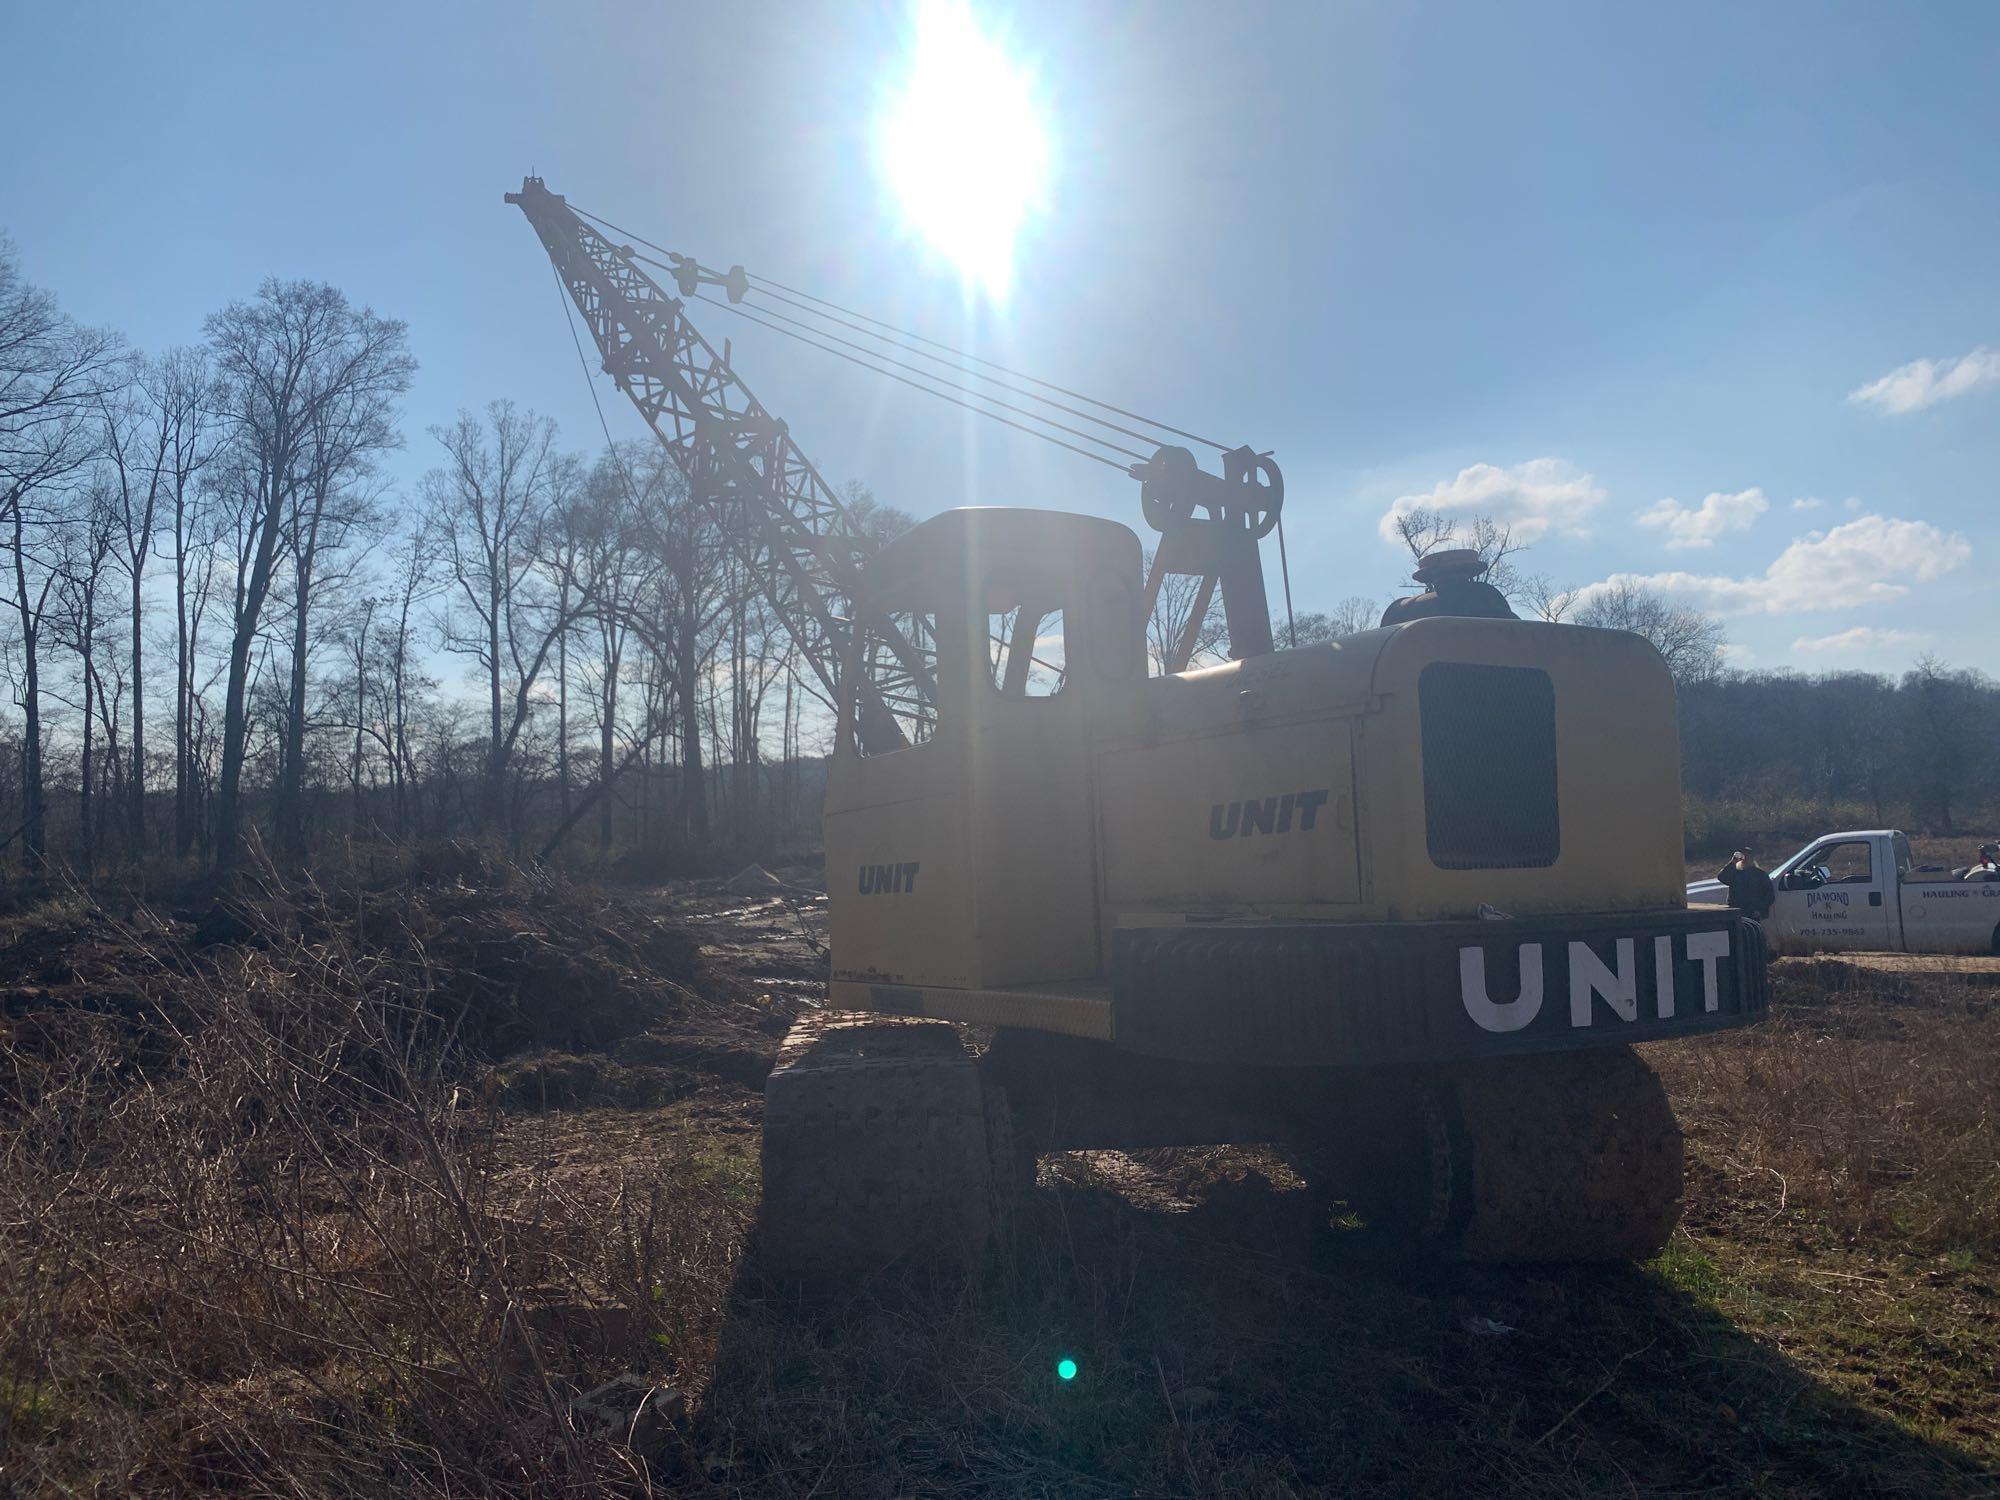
[825,508,1146,995]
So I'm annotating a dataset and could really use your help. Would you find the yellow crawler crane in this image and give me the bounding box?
[510,179,1769,1275]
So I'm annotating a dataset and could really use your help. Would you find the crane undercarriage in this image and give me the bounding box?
[759,1013,1689,1275]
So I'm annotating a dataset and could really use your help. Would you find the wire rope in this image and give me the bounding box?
[1276,513,1298,649]
[743,274,1229,453]
[566,198,1231,454]
[689,292,1140,472]
[656,265,1151,462]
[740,281,1183,455]
[551,260,646,509]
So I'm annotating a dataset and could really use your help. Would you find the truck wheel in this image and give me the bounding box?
[1324,1047,1683,1262]
[758,1012,1016,1280]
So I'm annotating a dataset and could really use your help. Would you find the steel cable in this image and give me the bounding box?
[688,292,1142,472]
[566,198,1231,457]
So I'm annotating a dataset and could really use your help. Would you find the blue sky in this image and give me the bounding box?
[3,1,1995,673]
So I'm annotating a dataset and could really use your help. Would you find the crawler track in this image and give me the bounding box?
[1420,1046,1684,1261]
[758,1012,1009,1277]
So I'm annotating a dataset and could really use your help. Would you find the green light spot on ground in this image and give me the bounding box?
[1057,1358,1078,1381]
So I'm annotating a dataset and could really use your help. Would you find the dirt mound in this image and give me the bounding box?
[0,866,793,1117]
[299,874,716,1057]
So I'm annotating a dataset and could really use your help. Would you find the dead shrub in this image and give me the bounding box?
[0,879,753,1496]
[1650,958,2000,1251]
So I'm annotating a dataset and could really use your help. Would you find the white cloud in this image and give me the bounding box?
[1842,496,1863,512]
[1717,643,1755,665]
[1575,513,1971,617]
[1848,347,2000,415]
[1636,487,1767,549]
[1378,458,1605,545]
[1790,497,1823,512]
[1792,626,1932,655]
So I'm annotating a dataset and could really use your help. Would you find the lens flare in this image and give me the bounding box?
[877,0,1050,298]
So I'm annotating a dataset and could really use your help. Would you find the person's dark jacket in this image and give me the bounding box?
[1716,861,1775,918]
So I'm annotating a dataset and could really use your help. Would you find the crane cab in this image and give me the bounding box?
[825,508,1143,1012]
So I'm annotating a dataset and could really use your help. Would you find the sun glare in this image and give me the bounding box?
[877,0,1050,299]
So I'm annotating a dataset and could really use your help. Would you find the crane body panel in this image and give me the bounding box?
[821,507,1756,1072]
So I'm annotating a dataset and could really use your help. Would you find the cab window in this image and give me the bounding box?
[1794,840,1874,886]
[987,574,1067,698]
[852,608,939,755]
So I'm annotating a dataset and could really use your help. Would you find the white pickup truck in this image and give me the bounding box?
[1688,830,2000,955]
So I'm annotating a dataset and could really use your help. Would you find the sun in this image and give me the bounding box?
[877,0,1050,299]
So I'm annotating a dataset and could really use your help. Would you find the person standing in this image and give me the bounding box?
[1716,849,1775,918]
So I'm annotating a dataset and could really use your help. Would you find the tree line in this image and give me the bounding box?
[0,238,860,879]
[3,235,1992,883]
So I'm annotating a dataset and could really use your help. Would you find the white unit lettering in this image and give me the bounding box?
[1459,943,1545,1033]
[1654,935,1676,1019]
[1686,930,1731,1012]
[1569,938,1637,1026]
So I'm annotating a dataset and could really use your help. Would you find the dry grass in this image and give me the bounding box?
[3,874,1997,1497]
[0,871,772,1497]
[1652,958,2000,1252]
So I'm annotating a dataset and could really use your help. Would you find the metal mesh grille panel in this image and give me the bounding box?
[1420,662,1559,869]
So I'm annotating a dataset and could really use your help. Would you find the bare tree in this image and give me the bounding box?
[274,380,395,864]
[424,401,592,833]
[50,482,119,871]
[647,447,728,846]
[1387,505,1456,567]
[1572,579,1727,685]
[1388,505,1529,598]
[1900,655,1992,834]
[1520,575,1581,623]
[564,447,665,852]
[0,241,121,862]
[0,235,125,459]
[373,523,440,838]
[94,362,184,855]
[3,493,65,863]
[1144,547,1227,673]
[133,347,223,858]
[1287,596,1381,644]
[204,279,412,870]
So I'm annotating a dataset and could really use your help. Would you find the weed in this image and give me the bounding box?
[1653,1237,1731,1301]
